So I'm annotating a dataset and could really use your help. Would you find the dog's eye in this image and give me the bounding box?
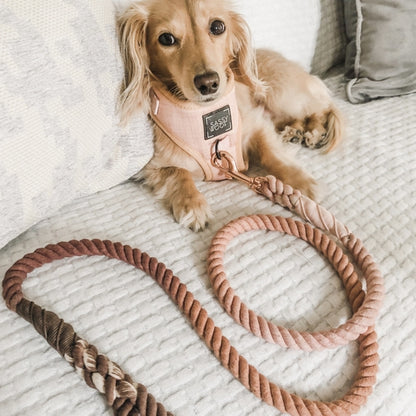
[158,33,176,46]
[210,20,226,35]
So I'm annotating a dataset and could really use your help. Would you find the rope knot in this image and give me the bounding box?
[71,340,129,403]
[68,339,172,415]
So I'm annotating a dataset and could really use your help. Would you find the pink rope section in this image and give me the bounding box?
[208,214,383,350]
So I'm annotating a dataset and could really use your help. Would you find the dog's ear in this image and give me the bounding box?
[117,4,150,125]
[229,12,266,100]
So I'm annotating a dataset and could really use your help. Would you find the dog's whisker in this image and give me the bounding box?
[168,83,187,100]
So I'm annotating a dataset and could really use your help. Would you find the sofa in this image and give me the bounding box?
[1,0,415,415]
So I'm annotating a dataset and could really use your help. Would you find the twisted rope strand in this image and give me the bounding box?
[3,237,380,416]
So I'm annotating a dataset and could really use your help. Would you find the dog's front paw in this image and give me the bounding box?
[172,193,212,232]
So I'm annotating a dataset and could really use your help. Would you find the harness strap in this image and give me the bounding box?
[149,78,246,181]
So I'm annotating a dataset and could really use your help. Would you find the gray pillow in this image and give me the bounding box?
[344,0,416,103]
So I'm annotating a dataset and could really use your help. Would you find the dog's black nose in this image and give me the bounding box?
[194,72,220,95]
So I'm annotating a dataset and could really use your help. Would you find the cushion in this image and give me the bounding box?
[225,0,347,74]
[0,0,153,249]
[344,0,416,103]
[310,0,347,75]
[236,0,320,71]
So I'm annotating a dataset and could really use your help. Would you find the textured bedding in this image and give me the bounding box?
[1,72,415,415]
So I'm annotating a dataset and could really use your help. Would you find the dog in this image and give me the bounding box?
[117,0,344,231]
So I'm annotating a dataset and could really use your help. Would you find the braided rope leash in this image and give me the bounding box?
[2,153,384,416]
[3,238,380,416]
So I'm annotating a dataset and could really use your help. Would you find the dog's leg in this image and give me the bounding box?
[142,166,211,231]
[278,108,343,152]
[247,128,318,199]
[255,49,343,152]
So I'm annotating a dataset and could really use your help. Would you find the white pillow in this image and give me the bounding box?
[0,0,153,248]
[236,0,320,71]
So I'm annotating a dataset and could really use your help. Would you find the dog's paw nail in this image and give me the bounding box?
[173,197,212,232]
[281,126,304,144]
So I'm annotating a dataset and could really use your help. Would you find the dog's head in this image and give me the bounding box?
[118,0,263,123]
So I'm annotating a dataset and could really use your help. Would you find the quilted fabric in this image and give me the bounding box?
[0,0,153,248]
[0,70,415,415]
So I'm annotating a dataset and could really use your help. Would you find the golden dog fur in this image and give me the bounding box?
[118,0,344,231]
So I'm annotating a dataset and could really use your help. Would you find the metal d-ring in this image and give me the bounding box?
[214,139,222,160]
[211,149,267,194]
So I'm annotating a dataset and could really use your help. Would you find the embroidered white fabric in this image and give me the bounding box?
[0,0,153,248]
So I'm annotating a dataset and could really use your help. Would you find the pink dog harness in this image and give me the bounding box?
[149,78,247,181]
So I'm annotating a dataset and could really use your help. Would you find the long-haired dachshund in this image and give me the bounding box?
[117,0,344,231]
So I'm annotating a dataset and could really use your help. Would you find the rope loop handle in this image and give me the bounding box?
[210,151,383,349]
[208,214,383,350]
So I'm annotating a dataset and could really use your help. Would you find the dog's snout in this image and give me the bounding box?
[194,72,220,95]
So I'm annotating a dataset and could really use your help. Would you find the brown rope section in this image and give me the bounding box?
[14,299,169,416]
[3,236,380,416]
[3,241,173,416]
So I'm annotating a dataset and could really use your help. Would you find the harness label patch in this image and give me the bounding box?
[203,105,232,140]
